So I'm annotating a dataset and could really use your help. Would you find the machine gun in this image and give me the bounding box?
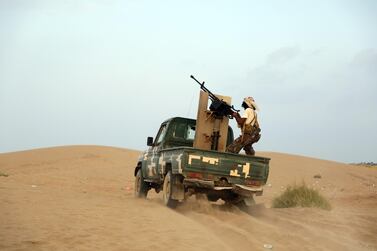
[190,75,239,118]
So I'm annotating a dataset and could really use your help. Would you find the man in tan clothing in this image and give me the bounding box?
[226,97,261,155]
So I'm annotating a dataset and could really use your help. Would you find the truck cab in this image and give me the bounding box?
[147,117,234,151]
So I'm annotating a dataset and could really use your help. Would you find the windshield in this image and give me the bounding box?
[155,124,167,145]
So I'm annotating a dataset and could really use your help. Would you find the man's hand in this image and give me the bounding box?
[233,112,246,126]
[232,112,240,118]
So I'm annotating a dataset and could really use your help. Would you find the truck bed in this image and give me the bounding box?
[160,147,270,189]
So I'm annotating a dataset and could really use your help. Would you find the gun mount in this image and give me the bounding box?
[191,75,236,151]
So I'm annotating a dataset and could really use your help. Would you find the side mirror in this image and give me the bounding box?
[147,137,154,146]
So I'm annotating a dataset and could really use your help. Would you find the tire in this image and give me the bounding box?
[162,171,179,208]
[207,194,220,202]
[195,193,207,201]
[235,199,249,211]
[225,195,255,213]
[134,169,149,198]
[234,197,256,213]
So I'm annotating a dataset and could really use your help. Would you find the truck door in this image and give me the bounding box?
[145,123,167,180]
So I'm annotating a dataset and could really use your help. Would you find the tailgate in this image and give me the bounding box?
[182,149,270,185]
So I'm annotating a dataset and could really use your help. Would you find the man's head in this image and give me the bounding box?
[242,97,258,110]
[241,101,248,109]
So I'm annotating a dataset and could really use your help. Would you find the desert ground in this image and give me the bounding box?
[0,145,376,251]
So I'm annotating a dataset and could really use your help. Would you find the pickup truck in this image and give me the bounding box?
[134,117,270,209]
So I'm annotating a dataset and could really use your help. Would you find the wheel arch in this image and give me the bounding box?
[164,162,172,177]
[134,162,142,177]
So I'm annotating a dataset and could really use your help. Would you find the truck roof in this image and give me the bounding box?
[162,117,196,125]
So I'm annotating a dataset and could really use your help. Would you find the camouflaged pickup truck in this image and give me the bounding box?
[134,117,270,209]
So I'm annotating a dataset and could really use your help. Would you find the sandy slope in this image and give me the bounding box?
[0,146,376,251]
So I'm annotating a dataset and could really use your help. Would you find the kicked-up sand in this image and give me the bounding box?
[0,145,376,251]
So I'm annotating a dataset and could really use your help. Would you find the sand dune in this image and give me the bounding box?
[0,146,376,251]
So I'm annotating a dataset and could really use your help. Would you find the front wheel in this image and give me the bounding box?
[163,171,179,208]
[134,169,149,198]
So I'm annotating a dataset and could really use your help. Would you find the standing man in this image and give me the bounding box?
[226,97,261,155]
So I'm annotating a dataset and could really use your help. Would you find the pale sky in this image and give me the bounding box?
[1,0,376,163]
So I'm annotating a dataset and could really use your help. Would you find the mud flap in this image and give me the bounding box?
[171,175,185,201]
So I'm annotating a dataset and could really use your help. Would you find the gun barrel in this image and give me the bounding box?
[190,75,220,100]
[190,75,203,87]
[190,74,240,115]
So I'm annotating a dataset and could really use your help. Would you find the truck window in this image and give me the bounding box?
[173,123,186,138]
[172,122,196,141]
[186,126,195,140]
[155,124,167,145]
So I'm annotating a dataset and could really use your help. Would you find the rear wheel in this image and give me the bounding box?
[234,197,256,212]
[163,171,179,208]
[134,169,149,198]
[207,193,220,202]
[225,195,255,213]
[195,193,207,201]
[234,199,248,211]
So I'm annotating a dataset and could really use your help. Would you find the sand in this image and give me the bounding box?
[0,145,376,251]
